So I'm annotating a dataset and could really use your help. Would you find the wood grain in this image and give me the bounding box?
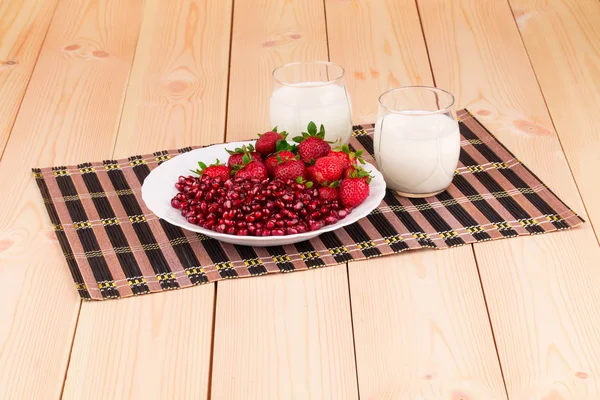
[212,268,358,399]
[63,289,216,399]
[418,0,600,398]
[114,0,232,153]
[211,0,359,398]
[62,0,233,398]
[349,249,507,399]
[509,0,600,240]
[325,1,507,398]
[0,0,143,397]
[0,0,58,157]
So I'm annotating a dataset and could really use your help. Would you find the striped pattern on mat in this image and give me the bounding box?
[33,109,584,300]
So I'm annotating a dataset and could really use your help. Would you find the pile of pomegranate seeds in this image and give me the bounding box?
[171,175,350,236]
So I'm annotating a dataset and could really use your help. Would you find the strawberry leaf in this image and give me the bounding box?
[307,121,317,135]
[292,136,304,143]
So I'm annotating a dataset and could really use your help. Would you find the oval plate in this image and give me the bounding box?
[141,140,386,246]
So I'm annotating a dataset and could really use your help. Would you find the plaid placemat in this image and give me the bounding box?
[33,109,584,300]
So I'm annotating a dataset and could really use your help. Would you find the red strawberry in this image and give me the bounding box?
[293,122,331,162]
[274,159,306,181]
[306,165,317,182]
[343,164,373,182]
[232,154,268,180]
[192,159,231,180]
[312,156,344,185]
[318,182,339,202]
[339,178,370,208]
[255,128,287,156]
[226,144,262,167]
[263,140,297,176]
[265,150,295,176]
[327,144,364,169]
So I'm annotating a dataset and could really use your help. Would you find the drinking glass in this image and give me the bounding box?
[374,86,459,198]
[270,61,352,145]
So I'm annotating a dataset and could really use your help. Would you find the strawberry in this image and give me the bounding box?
[255,127,287,156]
[265,150,295,176]
[327,144,364,169]
[343,164,373,183]
[264,141,297,176]
[192,159,231,180]
[232,154,268,180]
[318,181,339,202]
[339,178,370,208]
[274,159,306,181]
[226,144,262,167]
[311,156,344,185]
[293,122,331,162]
[306,165,317,182]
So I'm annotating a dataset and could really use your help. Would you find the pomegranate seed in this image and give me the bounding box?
[325,216,338,225]
[310,221,324,231]
[173,173,353,237]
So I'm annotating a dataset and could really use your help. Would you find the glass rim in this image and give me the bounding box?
[272,60,345,88]
[378,86,455,115]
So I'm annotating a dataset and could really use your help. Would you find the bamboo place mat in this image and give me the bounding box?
[33,109,584,300]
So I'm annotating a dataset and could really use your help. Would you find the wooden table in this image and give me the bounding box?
[1,0,599,398]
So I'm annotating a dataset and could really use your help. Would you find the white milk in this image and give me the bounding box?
[374,113,460,196]
[270,82,352,145]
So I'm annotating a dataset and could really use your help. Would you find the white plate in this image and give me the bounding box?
[141,140,386,246]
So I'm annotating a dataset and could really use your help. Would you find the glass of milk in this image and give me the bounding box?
[374,86,459,198]
[270,61,352,145]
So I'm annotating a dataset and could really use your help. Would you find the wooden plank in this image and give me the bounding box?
[418,0,600,398]
[0,0,143,397]
[62,0,232,398]
[0,0,58,157]
[211,0,359,398]
[509,0,600,239]
[325,1,507,398]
